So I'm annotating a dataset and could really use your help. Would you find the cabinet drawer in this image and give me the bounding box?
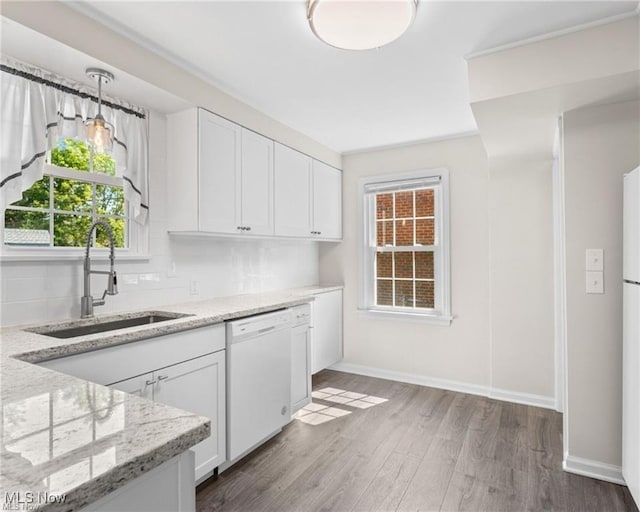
[40,323,225,386]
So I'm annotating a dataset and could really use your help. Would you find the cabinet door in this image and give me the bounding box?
[109,372,153,400]
[312,160,342,239]
[241,129,274,235]
[291,324,311,413]
[311,290,343,374]
[153,351,226,481]
[623,283,640,506]
[274,143,312,237]
[198,110,241,234]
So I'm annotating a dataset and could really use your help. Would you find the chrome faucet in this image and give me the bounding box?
[81,219,118,318]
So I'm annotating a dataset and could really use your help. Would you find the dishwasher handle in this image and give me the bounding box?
[227,310,292,340]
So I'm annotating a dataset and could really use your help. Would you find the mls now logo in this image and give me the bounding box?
[3,492,66,510]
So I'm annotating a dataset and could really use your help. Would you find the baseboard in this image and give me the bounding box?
[489,387,556,410]
[563,454,626,485]
[329,362,555,410]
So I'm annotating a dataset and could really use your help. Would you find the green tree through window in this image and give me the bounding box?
[4,138,126,248]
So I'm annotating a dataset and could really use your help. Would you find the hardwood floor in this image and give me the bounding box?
[196,370,638,512]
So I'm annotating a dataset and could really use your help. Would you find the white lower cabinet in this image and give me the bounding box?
[40,324,227,482]
[81,452,195,512]
[311,289,343,374]
[290,305,312,413]
[109,351,226,481]
[109,372,152,399]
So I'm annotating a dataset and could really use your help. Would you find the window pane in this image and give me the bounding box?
[50,138,91,171]
[53,214,92,247]
[376,193,392,220]
[54,178,92,213]
[416,188,434,217]
[395,219,413,246]
[395,280,414,307]
[4,210,50,246]
[96,218,125,249]
[394,252,413,279]
[376,252,392,278]
[376,280,392,306]
[93,153,117,176]
[50,138,117,176]
[11,176,50,209]
[394,191,413,219]
[416,281,435,309]
[416,218,435,245]
[415,252,434,279]
[377,220,393,246]
[96,185,125,216]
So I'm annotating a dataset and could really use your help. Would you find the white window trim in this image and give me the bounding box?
[358,168,452,325]
[1,163,149,261]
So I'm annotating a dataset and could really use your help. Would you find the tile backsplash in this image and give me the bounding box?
[0,111,320,327]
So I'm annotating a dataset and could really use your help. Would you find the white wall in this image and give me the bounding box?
[468,16,639,103]
[322,136,492,388]
[488,157,555,398]
[0,112,319,327]
[321,134,557,402]
[563,99,640,467]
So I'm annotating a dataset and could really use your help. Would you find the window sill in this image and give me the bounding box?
[0,250,150,263]
[357,308,453,326]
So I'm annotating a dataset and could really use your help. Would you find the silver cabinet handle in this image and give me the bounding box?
[145,379,156,386]
[157,375,169,381]
[246,226,251,231]
[237,226,242,230]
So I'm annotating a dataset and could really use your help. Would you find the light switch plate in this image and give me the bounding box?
[586,271,604,294]
[586,249,604,271]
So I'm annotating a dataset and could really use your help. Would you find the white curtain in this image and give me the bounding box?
[0,56,149,224]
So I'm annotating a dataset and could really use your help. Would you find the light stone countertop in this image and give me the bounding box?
[0,284,342,511]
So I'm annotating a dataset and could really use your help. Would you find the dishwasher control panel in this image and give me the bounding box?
[226,308,292,340]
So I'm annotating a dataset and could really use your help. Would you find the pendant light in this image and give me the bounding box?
[85,68,115,155]
[308,0,417,51]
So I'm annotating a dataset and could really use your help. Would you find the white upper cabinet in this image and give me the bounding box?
[168,108,340,240]
[198,110,242,234]
[274,143,342,240]
[274,143,312,237]
[241,128,274,235]
[312,160,342,240]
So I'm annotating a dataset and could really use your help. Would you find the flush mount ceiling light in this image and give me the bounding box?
[85,68,114,155]
[308,0,417,50]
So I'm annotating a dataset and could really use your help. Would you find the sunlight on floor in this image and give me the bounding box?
[293,387,389,426]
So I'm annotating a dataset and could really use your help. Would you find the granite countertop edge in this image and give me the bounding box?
[40,421,211,512]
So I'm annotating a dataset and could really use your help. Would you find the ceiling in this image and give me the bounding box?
[22,1,640,152]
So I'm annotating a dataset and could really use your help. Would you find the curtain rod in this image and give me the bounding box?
[0,64,146,119]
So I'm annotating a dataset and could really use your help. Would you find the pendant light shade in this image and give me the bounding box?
[85,68,114,155]
[308,0,417,50]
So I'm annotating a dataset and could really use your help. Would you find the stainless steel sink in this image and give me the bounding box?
[29,312,191,339]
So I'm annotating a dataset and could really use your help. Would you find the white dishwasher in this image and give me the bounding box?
[226,308,292,462]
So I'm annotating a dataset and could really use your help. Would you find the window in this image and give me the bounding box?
[3,138,142,254]
[360,169,451,323]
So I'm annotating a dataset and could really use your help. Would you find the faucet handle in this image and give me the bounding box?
[107,271,118,295]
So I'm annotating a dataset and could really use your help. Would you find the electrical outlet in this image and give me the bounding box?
[586,249,604,271]
[586,271,604,294]
[189,280,198,295]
